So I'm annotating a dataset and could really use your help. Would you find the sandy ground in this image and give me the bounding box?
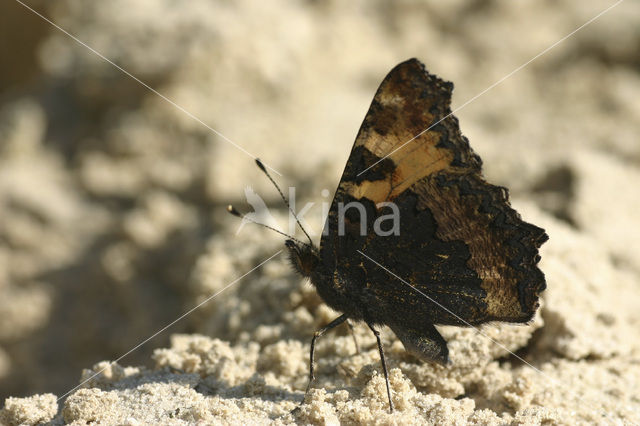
[1,1,639,424]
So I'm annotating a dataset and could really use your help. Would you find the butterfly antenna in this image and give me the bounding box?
[227,205,310,247]
[254,158,314,246]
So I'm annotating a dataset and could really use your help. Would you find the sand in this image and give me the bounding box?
[1,1,639,424]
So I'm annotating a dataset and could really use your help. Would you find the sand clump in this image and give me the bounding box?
[1,0,640,424]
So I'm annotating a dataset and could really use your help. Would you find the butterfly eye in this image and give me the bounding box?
[285,240,318,277]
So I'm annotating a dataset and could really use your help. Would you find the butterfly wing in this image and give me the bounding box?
[315,59,547,362]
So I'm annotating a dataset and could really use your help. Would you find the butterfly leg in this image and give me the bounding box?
[367,323,394,413]
[346,319,360,354]
[296,314,348,411]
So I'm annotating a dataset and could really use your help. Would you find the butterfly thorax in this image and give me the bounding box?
[286,239,363,319]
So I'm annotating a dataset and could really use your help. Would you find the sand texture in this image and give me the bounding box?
[1,1,639,424]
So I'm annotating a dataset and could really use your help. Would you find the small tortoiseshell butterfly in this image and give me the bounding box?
[230,58,547,412]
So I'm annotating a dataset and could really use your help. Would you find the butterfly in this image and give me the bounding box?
[230,58,548,413]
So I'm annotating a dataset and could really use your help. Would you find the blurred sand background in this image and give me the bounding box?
[1,1,639,424]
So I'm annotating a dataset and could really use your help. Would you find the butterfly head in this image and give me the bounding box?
[285,240,319,278]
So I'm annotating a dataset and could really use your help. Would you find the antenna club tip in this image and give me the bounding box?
[227,205,242,217]
[255,158,267,172]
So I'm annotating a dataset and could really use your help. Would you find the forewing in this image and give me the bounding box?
[319,58,547,329]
